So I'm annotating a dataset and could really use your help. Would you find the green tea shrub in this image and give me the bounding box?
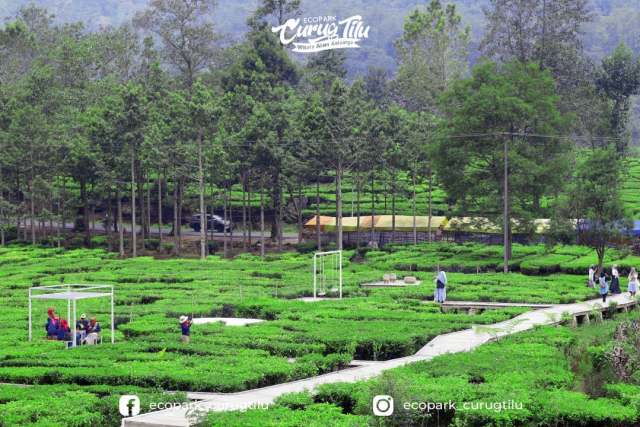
[274,392,314,410]
[314,382,366,414]
[203,403,369,427]
[145,238,161,250]
[160,241,175,253]
[294,241,320,254]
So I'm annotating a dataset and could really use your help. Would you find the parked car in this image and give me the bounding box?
[189,214,233,232]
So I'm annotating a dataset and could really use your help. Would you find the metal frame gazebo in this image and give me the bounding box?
[29,284,115,348]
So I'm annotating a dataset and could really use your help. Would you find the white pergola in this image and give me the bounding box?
[313,250,343,300]
[29,284,114,348]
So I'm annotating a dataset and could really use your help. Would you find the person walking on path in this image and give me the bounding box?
[628,267,639,298]
[179,315,193,344]
[588,265,596,288]
[598,270,610,303]
[434,270,447,304]
[611,265,621,294]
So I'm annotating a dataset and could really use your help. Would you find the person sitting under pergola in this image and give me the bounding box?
[28,284,114,348]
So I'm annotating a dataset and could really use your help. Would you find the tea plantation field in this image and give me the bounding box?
[0,242,635,426]
[206,311,640,427]
[183,156,640,218]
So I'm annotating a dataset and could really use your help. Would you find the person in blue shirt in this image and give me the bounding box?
[76,313,90,333]
[56,319,71,341]
[179,315,193,344]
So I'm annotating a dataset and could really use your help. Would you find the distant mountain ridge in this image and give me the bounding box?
[2,0,640,76]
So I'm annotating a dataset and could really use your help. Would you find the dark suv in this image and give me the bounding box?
[189,214,233,232]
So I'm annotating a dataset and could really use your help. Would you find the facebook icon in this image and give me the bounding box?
[119,395,141,417]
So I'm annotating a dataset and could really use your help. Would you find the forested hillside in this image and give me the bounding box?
[1,0,637,260]
[2,0,640,75]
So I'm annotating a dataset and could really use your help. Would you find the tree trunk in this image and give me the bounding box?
[29,178,36,245]
[80,179,89,247]
[427,168,433,242]
[138,173,145,245]
[297,182,303,244]
[56,197,61,248]
[0,193,6,246]
[227,190,233,255]
[61,178,66,232]
[597,245,605,270]
[48,197,53,239]
[370,174,375,244]
[0,202,4,246]
[173,179,179,256]
[383,181,388,214]
[177,180,183,253]
[210,185,215,242]
[131,151,137,257]
[147,178,151,236]
[260,187,265,258]
[351,175,355,217]
[336,165,343,250]
[198,130,207,260]
[503,136,509,273]
[315,180,321,250]
[158,175,163,243]
[391,177,396,243]
[223,187,229,258]
[269,177,280,243]
[241,175,247,250]
[248,181,252,247]
[118,191,124,257]
[29,144,36,245]
[1,165,5,246]
[278,188,284,251]
[90,200,95,242]
[106,193,113,252]
[412,173,417,245]
[356,174,361,246]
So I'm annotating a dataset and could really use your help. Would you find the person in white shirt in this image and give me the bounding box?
[587,265,595,288]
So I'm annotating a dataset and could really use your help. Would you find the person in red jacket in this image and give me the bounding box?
[45,308,58,340]
[56,319,71,342]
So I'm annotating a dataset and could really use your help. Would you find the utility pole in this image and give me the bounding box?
[503,133,511,274]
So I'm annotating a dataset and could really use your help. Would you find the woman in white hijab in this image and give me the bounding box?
[435,270,447,303]
[611,265,621,294]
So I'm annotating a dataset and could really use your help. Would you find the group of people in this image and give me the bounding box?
[588,265,638,303]
[432,264,638,306]
[45,308,102,347]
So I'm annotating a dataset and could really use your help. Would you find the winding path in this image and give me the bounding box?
[122,294,637,427]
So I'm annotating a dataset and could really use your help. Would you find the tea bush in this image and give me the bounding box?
[206,313,640,427]
[0,242,629,425]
